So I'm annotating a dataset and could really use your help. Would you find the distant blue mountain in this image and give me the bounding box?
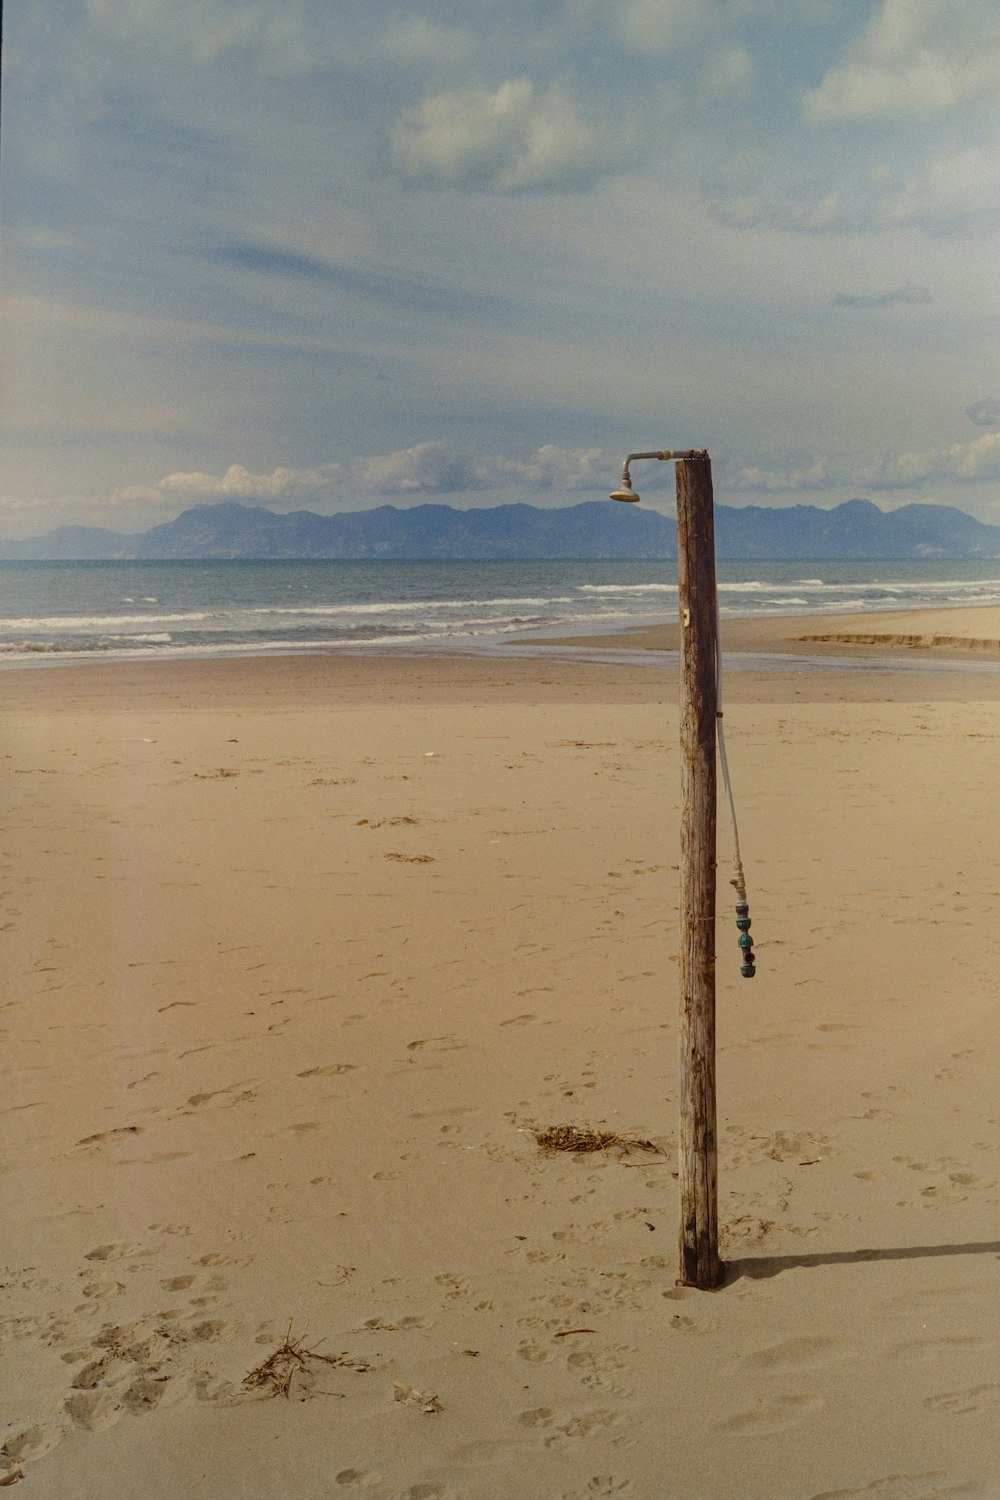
[2,497,999,561]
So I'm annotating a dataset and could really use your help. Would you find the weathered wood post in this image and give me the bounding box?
[674,455,722,1289]
[610,448,723,1288]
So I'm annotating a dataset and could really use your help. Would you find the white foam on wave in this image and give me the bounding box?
[0,611,211,631]
[256,594,573,618]
[720,581,841,594]
[578,583,676,594]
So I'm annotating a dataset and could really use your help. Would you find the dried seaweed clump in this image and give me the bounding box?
[532,1124,662,1157]
[243,1322,369,1400]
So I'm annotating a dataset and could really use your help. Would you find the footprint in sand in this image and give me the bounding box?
[405,1035,467,1053]
[807,1474,983,1500]
[517,1338,554,1363]
[297,1063,358,1077]
[63,1388,124,1432]
[719,1391,825,1436]
[667,1312,716,1334]
[121,1371,189,1413]
[1,1425,63,1465]
[565,1345,630,1376]
[84,1242,151,1263]
[923,1382,1000,1416]
[79,1279,124,1301]
[361,1315,433,1332]
[560,1480,633,1498]
[519,1407,623,1448]
[75,1125,142,1147]
[70,1357,130,1391]
[740,1336,845,1373]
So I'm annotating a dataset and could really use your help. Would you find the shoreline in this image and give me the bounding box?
[4,603,1000,713]
[523,601,1000,661]
[2,601,999,683]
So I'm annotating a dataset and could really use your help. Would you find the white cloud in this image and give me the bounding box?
[388,79,636,193]
[735,431,1000,496]
[803,0,1000,122]
[353,442,501,494]
[352,441,608,495]
[130,462,343,506]
[516,445,607,490]
[867,431,1000,487]
[734,458,836,493]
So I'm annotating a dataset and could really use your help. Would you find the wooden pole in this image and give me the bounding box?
[675,456,723,1290]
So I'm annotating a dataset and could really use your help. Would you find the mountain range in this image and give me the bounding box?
[2,497,1000,561]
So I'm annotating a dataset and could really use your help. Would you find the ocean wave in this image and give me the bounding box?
[720,581,838,594]
[577,583,676,594]
[0,611,211,631]
[257,595,572,617]
[5,632,174,654]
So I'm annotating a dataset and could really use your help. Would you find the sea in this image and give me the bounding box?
[2,557,1000,671]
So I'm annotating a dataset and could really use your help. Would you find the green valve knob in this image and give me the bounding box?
[740,962,756,979]
[738,932,753,951]
[736,917,752,932]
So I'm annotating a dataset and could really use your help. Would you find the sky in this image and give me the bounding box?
[1,0,999,539]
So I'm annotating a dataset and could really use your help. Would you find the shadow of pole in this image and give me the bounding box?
[727,1240,1000,1283]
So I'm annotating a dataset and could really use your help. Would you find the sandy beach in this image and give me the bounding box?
[4,610,1000,1498]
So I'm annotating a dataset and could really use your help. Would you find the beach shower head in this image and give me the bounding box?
[609,449,708,504]
[609,467,640,502]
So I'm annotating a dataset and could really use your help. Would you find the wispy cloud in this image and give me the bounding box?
[205,239,515,320]
[965,398,1000,428]
[831,282,932,309]
[870,148,1000,231]
[568,0,713,56]
[85,0,320,74]
[376,15,476,69]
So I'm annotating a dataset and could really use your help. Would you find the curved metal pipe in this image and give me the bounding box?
[610,448,709,503]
